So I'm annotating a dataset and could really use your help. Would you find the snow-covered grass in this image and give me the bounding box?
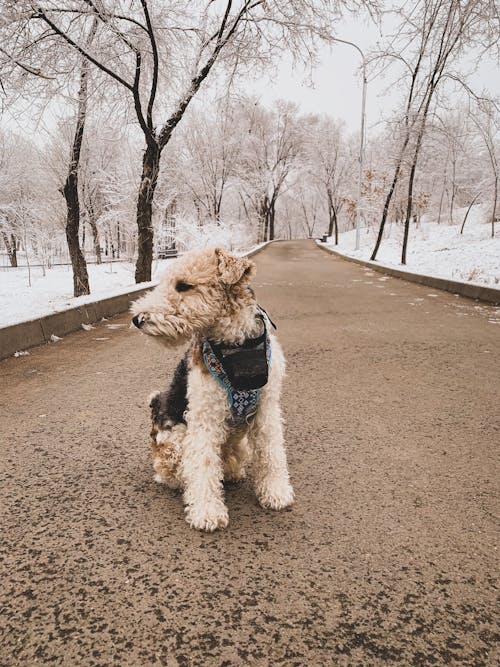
[327,206,499,287]
[0,243,267,328]
[0,260,161,328]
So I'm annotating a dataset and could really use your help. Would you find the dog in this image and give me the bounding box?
[131,247,294,531]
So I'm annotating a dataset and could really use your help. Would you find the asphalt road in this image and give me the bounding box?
[1,240,499,667]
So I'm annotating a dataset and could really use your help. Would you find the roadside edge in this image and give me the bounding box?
[0,243,270,360]
[316,241,500,306]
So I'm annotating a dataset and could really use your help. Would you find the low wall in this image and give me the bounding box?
[0,286,152,361]
[0,243,269,360]
[317,242,500,306]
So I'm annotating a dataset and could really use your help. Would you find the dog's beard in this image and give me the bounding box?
[138,313,194,348]
[131,288,223,347]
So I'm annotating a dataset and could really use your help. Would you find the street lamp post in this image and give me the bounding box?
[332,39,367,251]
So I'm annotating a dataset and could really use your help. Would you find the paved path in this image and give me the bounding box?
[1,240,499,667]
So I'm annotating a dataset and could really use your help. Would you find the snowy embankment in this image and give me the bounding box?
[0,244,267,329]
[0,260,161,328]
[327,206,499,288]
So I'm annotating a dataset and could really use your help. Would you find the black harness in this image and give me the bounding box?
[201,310,276,426]
[209,314,270,391]
[151,307,277,430]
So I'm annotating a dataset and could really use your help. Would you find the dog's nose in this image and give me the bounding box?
[132,314,144,329]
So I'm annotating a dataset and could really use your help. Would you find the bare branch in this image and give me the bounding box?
[0,44,54,79]
[139,0,159,130]
[32,6,134,92]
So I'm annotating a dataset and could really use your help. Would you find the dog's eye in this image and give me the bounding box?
[175,281,194,293]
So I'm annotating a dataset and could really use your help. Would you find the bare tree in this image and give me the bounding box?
[0,131,20,267]
[305,116,352,244]
[238,100,301,241]
[295,177,323,238]
[370,0,499,263]
[62,17,98,296]
[460,193,481,234]
[470,103,499,237]
[0,130,46,269]
[175,103,240,223]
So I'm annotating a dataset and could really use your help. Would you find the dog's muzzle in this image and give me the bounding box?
[132,314,145,329]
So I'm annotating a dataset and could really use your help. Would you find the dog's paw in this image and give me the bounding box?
[153,472,182,490]
[185,501,229,532]
[257,478,294,510]
[224,470,247,484]
[223,462,247,484]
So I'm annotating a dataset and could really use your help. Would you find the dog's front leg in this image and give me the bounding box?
[181,370,229,531]
[249,398,294,511]
[182,420,229,531]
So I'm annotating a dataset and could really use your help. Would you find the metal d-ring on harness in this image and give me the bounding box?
[201,307,276,427]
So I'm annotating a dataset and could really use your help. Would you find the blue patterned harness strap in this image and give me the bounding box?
[201,319,272,428]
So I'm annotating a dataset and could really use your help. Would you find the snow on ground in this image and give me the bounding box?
[0,243,267,328]
[0,260,161,328]
[327,206,499,288]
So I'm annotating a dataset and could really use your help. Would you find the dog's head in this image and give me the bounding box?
[131,247,255,347]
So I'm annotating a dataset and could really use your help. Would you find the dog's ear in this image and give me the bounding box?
[215,248,255,285]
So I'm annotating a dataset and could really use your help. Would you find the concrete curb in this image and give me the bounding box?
[0,286,152,361]
[316,241,500,306]
[0,243,270,361]
[243,242,272,258]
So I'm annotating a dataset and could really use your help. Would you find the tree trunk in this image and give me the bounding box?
[491,177,498,238]
[401,85,436,265]
[263,212,269,242]
[401,160,417,265]
[257,196,268,244]
[170,215,177,250]
[327,208,334,237]
[437,178,447,224]
[370,156,404,261]
[257,214,264,244]
[135,140,160,283]
[62,21,97,297]
[10,232,17,267]
[327,202,339,245]
[269,203,275,241]
[460,194,480,234]
[87,215,102,264]
[449,159,456,225]
[327,194,335,238]
[2,231,18,267]
[63,168,90,296]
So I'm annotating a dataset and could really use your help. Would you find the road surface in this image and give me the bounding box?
[1,240,498,667]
